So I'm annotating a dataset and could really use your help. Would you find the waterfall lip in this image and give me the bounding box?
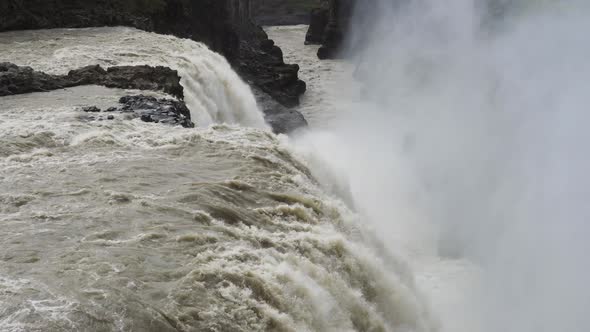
[0,0,308,115]
[0,27,308,134]
[0,25,438,332]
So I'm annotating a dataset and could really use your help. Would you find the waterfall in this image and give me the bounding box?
[0,27,268,128]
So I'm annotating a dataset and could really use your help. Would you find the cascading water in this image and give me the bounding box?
[0,27,267,128]
[267,1,590,332]
[4,3,586,330]
[0,27,436,331]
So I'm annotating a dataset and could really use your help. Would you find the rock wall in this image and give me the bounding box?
[316,0,355,59]
[0,62,184,99]
[311,0,512,60]
[304,1,329,45]
[251,0,322,26]
[0,0,305,107]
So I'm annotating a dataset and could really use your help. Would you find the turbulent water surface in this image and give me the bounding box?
[267,25,482,332]
[0,27,434,331]
[269,4,590,332]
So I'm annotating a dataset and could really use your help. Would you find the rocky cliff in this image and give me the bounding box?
[0,0,306,107]
[251,0,321,26]
[314,0,355,59]
[304,0,355,59]
[304,1,329,44]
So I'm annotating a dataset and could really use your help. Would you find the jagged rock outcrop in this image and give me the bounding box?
[1,62,306,133]
[252,87,308,134]
[0,63,183,98]
[0,0,305,107]
[305,5,329,45]
[305,0,357,59]
[240,38,306,108]
[316,0,355,59]
[80,95,195,128]
[0,62,68,96]
[251,0,322,26]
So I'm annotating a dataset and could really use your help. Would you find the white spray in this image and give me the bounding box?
[295,1,590,331]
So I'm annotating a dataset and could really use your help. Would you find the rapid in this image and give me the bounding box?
[3,0,588,330]
[0,27,433,331]
[275,1,590,332]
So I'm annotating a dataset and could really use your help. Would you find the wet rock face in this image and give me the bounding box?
[0,0,306,108]
[308,0,356,59]
[1,62,307,134]
[305,7,329,45]
[0,62,68,96]
[250,0,323,26]
[240,39,307,108]
[252,87,308,135]
[0,63,183,99]
[69,65,184,99]
[81,95,195,128]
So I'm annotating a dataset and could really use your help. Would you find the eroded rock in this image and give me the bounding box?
[252,87,308,135]
[79,95,194,128]
[0,63,183,99]
[0,0,306,108]
[314,0,355,59]
[305,7,330,45]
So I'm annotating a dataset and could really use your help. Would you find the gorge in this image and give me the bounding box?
[2,1,588,332]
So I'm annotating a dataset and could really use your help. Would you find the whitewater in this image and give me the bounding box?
[271,2,590,332]
[3,1,589,330]
[0,27,434,331]
[266,25,482,332]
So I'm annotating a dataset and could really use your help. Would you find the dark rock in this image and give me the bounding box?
[68,65,184,99]
[240,57,306,108]
[315,0,355,59]
[253,87,308,134]
[259,39,275,51]
[265,107,308,135]
[82,106,101,113]
[305,7,329,45]
[0,62,70,95]
[314,0,392,60]
[119,95,194,128]
[251,0,323,26]
[140,114,154,123]
[80,95,194,128]
[0,0,306,108]
[0,63,183,99]
[1,62,306,133]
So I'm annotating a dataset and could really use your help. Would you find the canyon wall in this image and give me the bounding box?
[0,0,305,106]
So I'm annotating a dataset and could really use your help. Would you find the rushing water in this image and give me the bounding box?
[271,3,590,332]
[267,25,483,332]
[0,28,434,331]
[0,28,266,128]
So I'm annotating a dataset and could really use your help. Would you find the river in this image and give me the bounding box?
[0,27,434,331]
